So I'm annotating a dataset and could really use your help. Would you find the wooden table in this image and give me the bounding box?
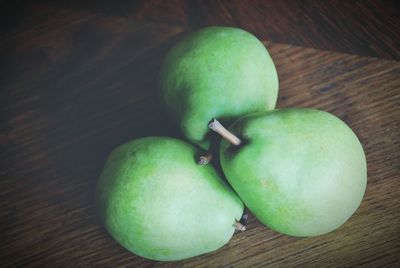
[1,1,399,267]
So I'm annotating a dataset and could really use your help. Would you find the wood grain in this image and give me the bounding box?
[1,1,400,60]
[1,1,400,267]
[1,41,399,268]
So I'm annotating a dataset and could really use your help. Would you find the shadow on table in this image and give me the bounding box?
[33,21,187,233]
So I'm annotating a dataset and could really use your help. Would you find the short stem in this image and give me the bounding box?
[233,220,246,231]
[208,118,241,146]
[197,152,213,165]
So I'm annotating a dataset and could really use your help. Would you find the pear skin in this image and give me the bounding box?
[96,137,244,261]
[217,109,367,236]
[159,27,278,149]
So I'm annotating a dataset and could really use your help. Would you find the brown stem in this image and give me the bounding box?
[208,118,241,146]
[197,152,213,165]
[197,127,220,165]
[233,220,246,231]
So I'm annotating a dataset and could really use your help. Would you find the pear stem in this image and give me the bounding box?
[208,118,241,146]
[198,152,213,165]
[233,220,246,231]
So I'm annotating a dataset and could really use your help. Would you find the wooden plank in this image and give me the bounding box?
[1,1,400,60]
[1,39,399,266]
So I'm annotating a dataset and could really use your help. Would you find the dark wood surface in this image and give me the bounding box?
[1,1,399,267]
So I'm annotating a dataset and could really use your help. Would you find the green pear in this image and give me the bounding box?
[159,26,278,149]
[210,109,367,237]
[96,137,244,261]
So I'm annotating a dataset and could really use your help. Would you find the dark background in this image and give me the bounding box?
[1,1,399,267]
